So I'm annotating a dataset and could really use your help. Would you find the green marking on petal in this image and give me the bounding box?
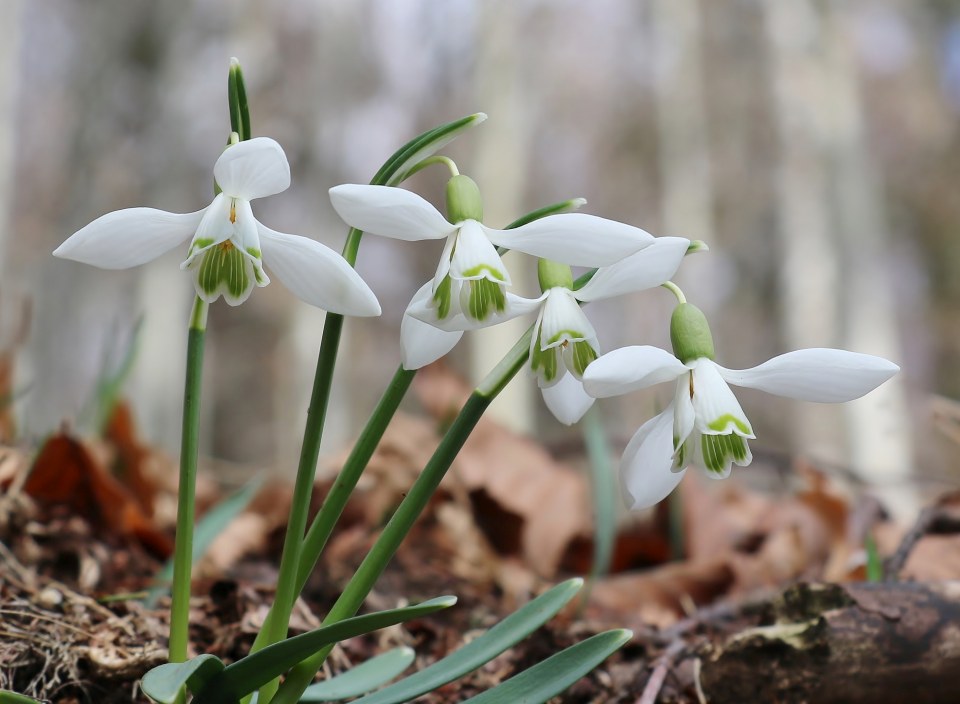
[466,278,506,321]
[196,241,249,301]
[699,433,749,475]
[571,340,598,376]
[461,263,507,282]
[433,275,453,319]
[546,329,586,346]
[530,328,559,383]
[189,237,216,257]
[245,247,261,259]
[706,413,752,435]
[673,438,689,470]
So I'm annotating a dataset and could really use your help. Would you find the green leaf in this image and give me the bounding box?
[350,579,583,704]
[195,596,456,704]
[373,113,487,187]
[141,654,225,703]
[461,629,632,704]
[0,692,42,704]
[146,478,262,607]
[299,647,415,702]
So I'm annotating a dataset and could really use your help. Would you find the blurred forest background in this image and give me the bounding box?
[1,0,958,522]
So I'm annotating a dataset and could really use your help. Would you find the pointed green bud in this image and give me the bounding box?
[670,303,715,363]
[445,175,483,223]
[537,259,574,292]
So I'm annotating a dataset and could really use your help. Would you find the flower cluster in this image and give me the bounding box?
[56,128,899,512]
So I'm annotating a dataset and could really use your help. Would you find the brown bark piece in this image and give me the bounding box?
[699,581,960,704]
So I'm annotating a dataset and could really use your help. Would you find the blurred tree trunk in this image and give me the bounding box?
[652,0,713,246]
[764,0,913,520]
[0,0,20,270]
[470,0,536,433]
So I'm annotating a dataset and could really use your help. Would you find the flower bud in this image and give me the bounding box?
[670,303,715,363]
[445,175,483,223]
[537,259,574,292]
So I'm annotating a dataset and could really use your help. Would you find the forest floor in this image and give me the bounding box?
[2,365,959,703]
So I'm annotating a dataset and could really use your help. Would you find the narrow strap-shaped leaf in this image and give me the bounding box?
[460,629,632,704]
[350,579,583,704]
[299,647,415,702]
[374,113,487,187]
[141,654,225,703]
[146,478,262,607]
[0,692,43,704]
[196,597,455,704]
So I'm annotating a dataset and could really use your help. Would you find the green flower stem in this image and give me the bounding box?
[255,313,345,702]
[661,280,686,304]
[245,366,415,669]
[168,296,209,663]
[271,329,533,704]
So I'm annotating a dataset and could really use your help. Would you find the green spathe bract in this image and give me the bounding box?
[670,302,715,363]
[445,174,484,223]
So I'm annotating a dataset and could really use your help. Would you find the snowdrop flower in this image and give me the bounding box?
[55,137,380,315]
[328,175,653,326]
[583,303,899,510]
[404,237,691,425]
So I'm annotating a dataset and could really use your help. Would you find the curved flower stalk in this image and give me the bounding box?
[582,302,900,510]
[405,237,691,425]
[328,178,653,326]
[55,137,380,315]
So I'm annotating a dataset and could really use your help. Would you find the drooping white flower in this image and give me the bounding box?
[582,303,900,509]
[403,237,692,424]
[55,138,380,315]
[328,177,654,326]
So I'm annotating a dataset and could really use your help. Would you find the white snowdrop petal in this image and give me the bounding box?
[55,207,205,270]
[329,184,455,241]
[575,237,691,302]
[484,213,653,267]
[689,360,754,437]
[620,405,687,510]
[449,220,511,284]
[540,372,595,426]
[716,348,900,403]
[258,223,381,316]
[582,346,688,398]
[214,137,291,201]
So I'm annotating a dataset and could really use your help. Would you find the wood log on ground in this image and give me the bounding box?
[698,581,960,704]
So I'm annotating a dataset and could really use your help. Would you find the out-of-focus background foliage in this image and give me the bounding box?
[1,0,957,519]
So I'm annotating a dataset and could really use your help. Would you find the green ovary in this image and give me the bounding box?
[197,241,250,299]
[466,278,506,321]
[700,433,749,475]
[707,413,752,435]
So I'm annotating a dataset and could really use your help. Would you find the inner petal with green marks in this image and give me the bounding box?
[190,240,267,306]
[699,432,752,476]
[530,324,560,384]
[690,359,755,438]
[461,277,507,321]
[432,274,454,319]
